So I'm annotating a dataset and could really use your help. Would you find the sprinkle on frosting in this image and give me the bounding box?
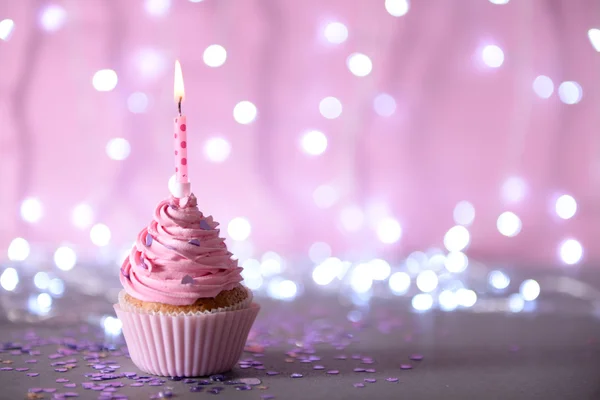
[119,193,243,305]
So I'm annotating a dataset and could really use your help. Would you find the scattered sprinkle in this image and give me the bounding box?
[386,377,399,382]
[290,373,303,378]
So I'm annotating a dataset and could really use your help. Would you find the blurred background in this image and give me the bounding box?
[1,0,600,319]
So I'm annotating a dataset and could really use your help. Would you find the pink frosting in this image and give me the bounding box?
[119,194,243,306]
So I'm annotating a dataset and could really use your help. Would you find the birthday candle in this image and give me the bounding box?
[174,60,188,184]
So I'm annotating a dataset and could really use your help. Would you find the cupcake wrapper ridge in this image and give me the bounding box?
[114,302,260,377]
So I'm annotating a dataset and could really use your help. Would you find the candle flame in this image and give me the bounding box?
[174,60,185,103]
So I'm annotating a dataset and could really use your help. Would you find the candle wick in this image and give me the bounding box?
[178,97,182,116]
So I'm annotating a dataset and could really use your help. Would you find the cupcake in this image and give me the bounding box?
[114,193,259,377]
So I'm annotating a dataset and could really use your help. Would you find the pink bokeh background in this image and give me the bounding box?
[1,0,600,265]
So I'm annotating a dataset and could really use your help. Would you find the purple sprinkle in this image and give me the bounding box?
[410,354,424,361]
[103,387,117,392]
[400,364,413,370]
[299,360,312,364]
[64,383,77,388]
[16,367,30,372]
[200,220,211,230]
[52,362,67,366]
[353,383,365,388]
[190,386,203,392]
[240,364,251,369]
[130,383,144,387]
[189,239,200,246]
[254,365,266,370]
[210,374,225,382]
[261,396,275,400]
[313,365,324,370]
[365,378,377,383]
[28,372,40,377]
[386,377,399,382]
[55,368,68,372]
[366,368,376,373]
[183,379,196,384]
[0,367,13,371]
[43,388,57,393]
[64,393,79,398]
[351,355,361,360]
[236,385,252,391]
[327,370,340,375]
[49,354,63,359]
[56,379,69,383]
[181,275,194,285]
[29,388,43,393]
[353,368,366,372]
[25,359,38,364]
[266,371,279,376]
[145,233,153,246]
[196,380,212,385]
[149,382,163,386]
[290,373,303,378]
[361,360,374,364]
[123,372,137,377]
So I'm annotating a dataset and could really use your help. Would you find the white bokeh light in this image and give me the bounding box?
[308,242,332,264]
[438,290,458,311]
[137,48,166,80]
[40,5,66,32]
[497,211,522,237]
[376,217,402,244]
[350,263,373,293]
[301,130,328,155]
[520,279,540,301]
[312,257,343,286]
[106,138,131,161]
[456,288,477,307]
[385,0,410,17]
[323,22,348,44]
[21,197,43,223]
[373,93,396,117]
[7,238,30,262]
[233,101,257,125]
[127,92,149,113]
[241,259,263,290]
[488,270,510,290]
[509,293,525,312]
[54,246,77,271]
[204,137,231,163]
[0,19,15,41]
[411,293,433,311]
[103,316,123,336]
[90,223,111,247]
[532,75,554,99]
[416,270,438,293]
[555,194,577,220]
[72,203,94,229]
[346,53,373,77]
[228,217,251,241]
[588,28,600,52]
[481,45,504,68]
[34,272,50,290]
[489,0,510,4]
[92,69,118,92]
[319,97,343,119]
[340,206,364,232]
[49,278,64,296]
[559,239,583,265]
[443,225,470,252]
[145,0,171,16]
[0,268,18,291]
[369,259,391,281]
[312,185,338,208]
[37,293,52,311]
[203,44,227,67]
[558,81,583,105]
[453,201,475,226]
[501,176,526,203]
[278,280,298,301]
[389,272,411,295]
[444,251,468,273]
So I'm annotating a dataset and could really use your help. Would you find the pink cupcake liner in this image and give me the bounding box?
[114,302,260,377]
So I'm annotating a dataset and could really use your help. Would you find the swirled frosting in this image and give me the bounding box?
[119,194,243,306]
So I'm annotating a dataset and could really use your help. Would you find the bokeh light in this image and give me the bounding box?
[443,225,470,252]
[204,137,231,163]
[301,130,328,155]
[323,22,348,44]
[40,5,67,32]
[389,272,411,295]
[137,48,166,80]
[558,81,583,105]
[308,242,332,264]
[373,93,397,117]
[501,176,526,203]
[127,92,149,114]
[369,259,391,281]
[71,203,94,229]
[520,279,540,301]
[319,97,343,119]
[497,212,522,237]
[233,101,257,124]
[105,138,131,161]
[588,28,600,52]
[385,0,410,17]
[103,316,123,336]
[456,288,477,307]
[444,251,468,273]
[488,270,510,290]
[416,270,438,293]
[228,217,252,241]
[0,19,15,41]
[438,290,458,311]
[0,268,19,291]
[203,44,227,68]
[532,75,554,99]
[7,238,30,262]
[489,0,510,4]
[312,257,343,286]
[481,45,504,68]
[312,185,338,208]
[90,223,111,247]
[453,201,475,226]
[53,246,77,271]
[376,217,402,244]
[555,194,577,220]
[559,239,583,265]
[411,293,433,311]
[350,263,373,293]
[145,0,171,16]
[92,69,118,92]
[346,53,373,77]
[21,197,43,223]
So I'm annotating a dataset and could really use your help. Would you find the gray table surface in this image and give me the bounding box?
[1,294,599,400]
